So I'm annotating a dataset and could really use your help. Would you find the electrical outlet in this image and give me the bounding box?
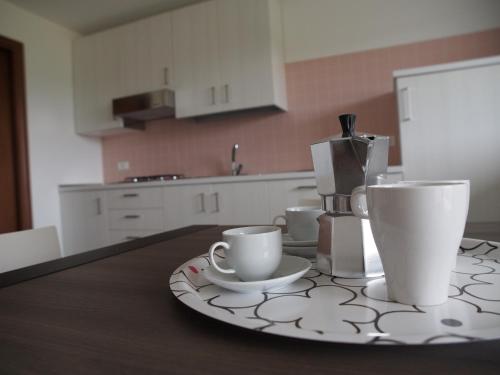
[117,161,130,171]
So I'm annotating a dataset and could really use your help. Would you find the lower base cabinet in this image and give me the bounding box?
[164,183,216,229]
[60,173,404,255]
[163,178,319,228]
[60,176,322,255]
[59,190,108,256]
[207,181,271,225]
[163,181,272,228]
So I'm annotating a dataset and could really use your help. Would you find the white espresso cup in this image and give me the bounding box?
[208,226,282,281]
[351,181,469,306]
[272,206,323,241]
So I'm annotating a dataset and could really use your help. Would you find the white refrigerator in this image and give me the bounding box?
[394,55,500,223]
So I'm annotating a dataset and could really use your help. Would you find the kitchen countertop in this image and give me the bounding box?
[0,224,498,374]
[59,166,404,192]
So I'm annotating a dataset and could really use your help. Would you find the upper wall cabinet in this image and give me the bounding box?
[72,0,287,135]
[172,0,287,118]
[73,13,174,136]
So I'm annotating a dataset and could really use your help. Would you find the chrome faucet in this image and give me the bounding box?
[231,144,243,176]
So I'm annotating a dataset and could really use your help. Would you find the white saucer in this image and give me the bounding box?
[203,255,311,293]
[283,245,316,258]
[282,233,317,247]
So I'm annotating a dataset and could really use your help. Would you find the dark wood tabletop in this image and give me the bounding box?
[1,225,500,375]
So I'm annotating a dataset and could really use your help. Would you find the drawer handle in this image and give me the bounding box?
[295,185,317,190]
[96,197,102,215]
[123,215,141,219]
[223,84,229,103]
[212,192,220,213]
[199,193,206,213]
[122,193,139,198]
[210,86,216,105]
[125,236,141,240]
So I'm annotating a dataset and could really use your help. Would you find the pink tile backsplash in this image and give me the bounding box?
[102,28,500,183]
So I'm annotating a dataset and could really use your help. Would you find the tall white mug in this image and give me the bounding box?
[351,181,469,305]
[397,180,470,270]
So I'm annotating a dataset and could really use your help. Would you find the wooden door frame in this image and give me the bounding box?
[0,34,32,230]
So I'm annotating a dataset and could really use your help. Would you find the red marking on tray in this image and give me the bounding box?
[188,266,199,274]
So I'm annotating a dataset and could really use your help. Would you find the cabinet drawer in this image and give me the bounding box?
[107,188,163,209]
[281,179,321,206]
[108,208,164,230]
[108,229,162,245]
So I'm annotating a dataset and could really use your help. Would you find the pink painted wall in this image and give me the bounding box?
[102,28,500,183]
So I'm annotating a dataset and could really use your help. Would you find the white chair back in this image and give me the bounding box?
[0,226,61,273]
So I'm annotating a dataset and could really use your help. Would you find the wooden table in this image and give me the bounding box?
[1,225,499,374]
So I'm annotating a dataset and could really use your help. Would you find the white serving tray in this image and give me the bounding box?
[169,238,500,345]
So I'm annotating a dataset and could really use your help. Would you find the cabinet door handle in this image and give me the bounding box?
[123,214,141,219]
[96,197,102,215]
[295,185,317,190]
[199,193,206,213]
[122,193,139,198]
[400,87,412,122]
[224,84,229,103]
[210,86,216,105]
[163,67,169,85]
[125,236,141,240]
[212,192,220,213]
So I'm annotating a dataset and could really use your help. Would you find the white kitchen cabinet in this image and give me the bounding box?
[108,209,164,231]
[107,187,163,209]
[115,19,153,97]
[106,187,165,243]
[215,182,270,225]
[164,184,218,229]
[394,56,500,223]
[149,12,174,91]
[171,1,220,118]
[217,0,287,112]
[73,32,123,135]
[59,190,108,256]
[73,29,125,135]
[164,180,270,228]
[73,13,174,135]
[171,0,287,118]
[59,174,331,251]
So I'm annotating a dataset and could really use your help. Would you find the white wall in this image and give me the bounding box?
[282,0,500,62]
[0,0,103,246]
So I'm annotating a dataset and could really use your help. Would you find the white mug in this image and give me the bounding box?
[397,180,470,213]
[397,180,470,270]
[208,226,282,281]
[272,206,323,241]
[351,181,469,305]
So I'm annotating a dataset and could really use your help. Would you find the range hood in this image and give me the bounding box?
[112,89,175,128]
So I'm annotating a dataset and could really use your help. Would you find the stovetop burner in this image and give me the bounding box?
[124,174,184,183]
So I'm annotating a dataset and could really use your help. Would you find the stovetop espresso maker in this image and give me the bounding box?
[311,114,389,278]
